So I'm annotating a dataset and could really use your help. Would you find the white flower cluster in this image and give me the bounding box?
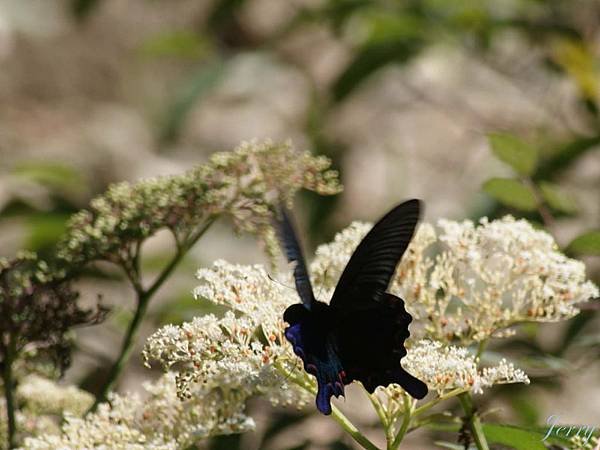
[1,375,94,447]
[310,216,599,343]
[21,373,254,450]
[401,340,529,395]
[193,260,294,339]
[17,374,94,417]
[138,216,596,446]
[144,262,311,407]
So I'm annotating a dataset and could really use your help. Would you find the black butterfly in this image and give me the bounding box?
[274,199,428,415]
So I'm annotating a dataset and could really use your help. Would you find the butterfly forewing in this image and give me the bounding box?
[330,199,421,308]
[273,206,316,309]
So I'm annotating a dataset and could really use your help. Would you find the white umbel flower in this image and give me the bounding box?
[311,216,599,344]
[20,373,254,450]
[138,216,596,446]
[402,340,529,395]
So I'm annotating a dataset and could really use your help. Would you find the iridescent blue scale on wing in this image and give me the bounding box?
[284,320,346,414]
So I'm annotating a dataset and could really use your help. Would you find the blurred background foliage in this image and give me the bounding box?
[0,0,598,448]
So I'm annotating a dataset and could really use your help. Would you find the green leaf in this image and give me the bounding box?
[139,31,211,59]
[553,39,600,102]
[13,162,85,194]
[332,39,421,101]
[567,230,600,256]
[207,0,246,31]
[26,214,70,252]
[538,181,578,214]
[488,133,538,176]
[425,421,461,433]
[508,394,539,426]
[322,0,374,31]
[485,424,592,448]
[434,442,474,450]
[482,424,547,450]
[535,135,600,180]
[429,421,580,448]
[557,311,595,355]
[331,12,424,101]
[160,59,226,144]
[71,0,103,20]
[482,178,538,211]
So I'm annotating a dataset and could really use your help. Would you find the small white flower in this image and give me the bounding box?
[401,340,529,395]
[20,373,255,450]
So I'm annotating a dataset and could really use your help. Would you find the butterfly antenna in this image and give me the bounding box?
[267,273,294,291]
[315,267,329,302]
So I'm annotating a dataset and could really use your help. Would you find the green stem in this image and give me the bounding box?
[2,338,17,449]
[476,339,488,359]
[88,288,151,412]
[458,393,489,450]
[274,362,381,450]
[367,392,392,449]
[368,392,388,427]
[331,404,381,450]
[391,394,413,450]
[412,388,467,417]
[523,177,554,228]
[88,219,215,413]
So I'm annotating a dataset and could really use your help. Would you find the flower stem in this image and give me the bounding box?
[330,404,382,450]
[2,338,17,449]
[368,392,388,427]
[88,287,151,412]
[274,362,381,450]
[523,177,555,229]
[367,392,392,449]
[412,388,467,417]
[391,394,413,450]
[476,339,488,359]
[458,393,489,450]
[88,219,215,413]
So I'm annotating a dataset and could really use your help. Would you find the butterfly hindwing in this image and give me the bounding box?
[284,303,346,415]
[335,293,428,399]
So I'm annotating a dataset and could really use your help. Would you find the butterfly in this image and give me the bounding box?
[274,199,428,415]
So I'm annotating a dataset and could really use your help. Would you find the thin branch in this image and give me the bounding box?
[458,393,490,450]
[391,394,414,450]
[274,361,381,450]
[331,404,382,450]
[87,218,216,413]
[412,388,469,417]
[522,177,555,229]
[2,337,17,449]
[367,392,392,449]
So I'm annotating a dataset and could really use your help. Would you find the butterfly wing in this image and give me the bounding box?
[275,206,345,414]
[273,206,315,309]
[330,199,421,309]
[284,308,346,415]
[329,200,428,399]
[335,293,428,398]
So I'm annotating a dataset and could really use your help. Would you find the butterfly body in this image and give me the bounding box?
[275,200,428,414]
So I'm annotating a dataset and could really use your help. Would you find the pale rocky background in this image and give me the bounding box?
[0,1,599,448]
